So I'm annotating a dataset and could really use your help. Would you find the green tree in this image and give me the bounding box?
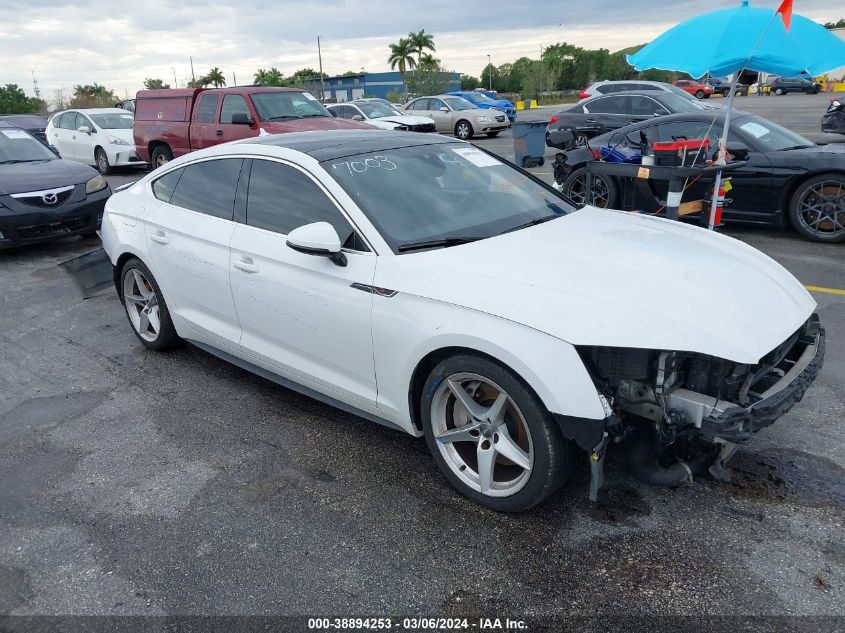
[0,84,38,114]
[460,74,479,90]
[405,63,454,96]
[289,68,325,83]
[143,78,170,89]
[342,70,361,76]
[823,18,845,28]
[385,90,403,103]
[70,83,117,108]
[388,38,418,81]
[408,29,436,63]
[480,63,498,91]
[205,67,226,87]
[419,53,440,70]
[254,67,287,86]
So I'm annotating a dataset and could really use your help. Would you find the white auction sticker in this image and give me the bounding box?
[1,129,30,139]
[451,147,501,167]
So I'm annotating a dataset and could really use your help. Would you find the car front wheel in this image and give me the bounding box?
[95,148,112,175]
[788,173,845,243]
[120,258,182,350]
[421,354,573,512]
[560,166,618,209]
[455,120,474,140]
[695,90,705,99]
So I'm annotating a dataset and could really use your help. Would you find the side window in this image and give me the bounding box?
[196,95,219,123]
[151,169,183,203]
[430,99,446,110]
[59,113,76,130]
[169,158,243,220]
[51,113,64,128]
[338,106,354,119]
[78,114,94,130]
[632,83,657,91]
[630,96,663,116]
[655,121,737,149]
[220,94,250,124]
[408,99,426,111]
[584,97,624,114]
[246,160,362,250]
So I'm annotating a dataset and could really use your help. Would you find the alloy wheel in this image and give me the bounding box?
[565,172,611,207]
[795,180,845,239]
[155,154,168,168]
[123,269,161,342]
[97,151,108,172]
[430,373,534,497]
[456,122,471,140]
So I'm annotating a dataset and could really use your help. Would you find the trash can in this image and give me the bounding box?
[512,120,548,168]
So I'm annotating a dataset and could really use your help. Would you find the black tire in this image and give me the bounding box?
[695,90,705,99]
[774,87,784,95]
[486,131,500,138]
[787,173,845,243]
[95,147,112,175]
[421,353,574,512]
[560,166,619,209]
[454,120,474,141]
[150,145,173,169]
[119,257,182,350]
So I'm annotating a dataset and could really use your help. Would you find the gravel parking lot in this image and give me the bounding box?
[1,92,843,629]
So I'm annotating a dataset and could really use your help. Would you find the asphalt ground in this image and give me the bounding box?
[1,92,843,631]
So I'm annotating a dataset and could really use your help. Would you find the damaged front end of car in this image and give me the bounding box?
[558,314,825,500]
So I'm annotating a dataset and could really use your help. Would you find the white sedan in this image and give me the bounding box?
[101,130,824,511]
[46,108,141,174]
[327,100,435,132]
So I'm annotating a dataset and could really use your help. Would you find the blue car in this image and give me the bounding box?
[447,90,517,122]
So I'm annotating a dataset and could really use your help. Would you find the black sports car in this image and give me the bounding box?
[546,90,705,148]
[0,121,111,248]
[557,111,845,243]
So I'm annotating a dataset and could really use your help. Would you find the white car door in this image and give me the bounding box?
[49,112,76,159]
[142,158,245,349]
[70,112,97,165]
[229,158,378,408]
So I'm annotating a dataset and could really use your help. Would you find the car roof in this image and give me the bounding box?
[0,114,47,126]
[241,129,458,161]
[583,90,677,101]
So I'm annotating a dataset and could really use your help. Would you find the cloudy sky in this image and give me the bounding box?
[2,0,842,102]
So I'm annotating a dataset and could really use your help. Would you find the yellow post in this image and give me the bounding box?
[516,101,525,110]
[529,99,538,108]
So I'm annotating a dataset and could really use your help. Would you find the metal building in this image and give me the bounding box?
[323,71,461,102]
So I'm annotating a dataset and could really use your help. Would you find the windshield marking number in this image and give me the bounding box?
[333,155,397,176]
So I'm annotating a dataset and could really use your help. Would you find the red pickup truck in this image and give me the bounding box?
[134,86,372,167]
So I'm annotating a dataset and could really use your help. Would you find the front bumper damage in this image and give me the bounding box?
[558,314,825,500]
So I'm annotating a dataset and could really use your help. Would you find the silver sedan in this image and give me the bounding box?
[403,95,509,140]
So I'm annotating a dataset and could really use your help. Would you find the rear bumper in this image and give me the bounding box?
[0,186,110,248]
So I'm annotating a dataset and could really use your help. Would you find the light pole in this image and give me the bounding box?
[171,68,177,88]
[487,54,492,91]
[189,56,196,86]
[317,36,326,101]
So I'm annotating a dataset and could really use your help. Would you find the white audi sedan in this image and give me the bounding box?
[101,131,824,511]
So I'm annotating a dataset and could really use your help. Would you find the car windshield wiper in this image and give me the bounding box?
[501,213,563,235]
[776,144,814,151]
[0,159,51,164]
[397,236,486,252]
[268,115,302,121]
[300,113,329,118]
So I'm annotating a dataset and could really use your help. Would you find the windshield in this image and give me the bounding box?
[656,93,703,113]
[0,127,56,162]
[471,93,496,103]
[357,102,402,119]
[442,96,475,111]
[324,143,573,252]
[251,91,331,121]
[90,113,133,129]
[736,115,814,151]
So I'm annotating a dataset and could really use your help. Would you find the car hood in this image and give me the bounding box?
[374,207,815,364]
[378,115,433,126]
[260,117,374,133]
[786,142,845,155]
[0,159,97,195]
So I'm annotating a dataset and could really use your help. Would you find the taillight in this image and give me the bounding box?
[579,88,590,99]
[549,116,560,124]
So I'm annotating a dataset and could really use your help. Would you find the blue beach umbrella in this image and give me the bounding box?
[626,0,845,227]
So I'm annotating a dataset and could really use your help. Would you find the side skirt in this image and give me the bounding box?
[185,339,407,435]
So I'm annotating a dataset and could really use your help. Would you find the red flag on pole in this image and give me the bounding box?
[777,0,793,31]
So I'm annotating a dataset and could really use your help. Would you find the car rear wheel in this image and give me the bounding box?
[120,258,182,350]
[95,148,112,175]
[560,166,618,209]
[151,145,173,169]
[421,354,573,512]
[722,88,731,97]
[695,90,705,99]
[774,87,784,95]
[455,120,474,140]
[788,174,845,243]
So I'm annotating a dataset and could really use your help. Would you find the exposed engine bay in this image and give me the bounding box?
[563,314,825,500]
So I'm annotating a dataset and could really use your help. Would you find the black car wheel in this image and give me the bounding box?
[151,145,173,169]
[561,167,618,209]
[95,148,112,175]
[455,120,474,140]
[722,88,731,97]
[788,174,845,243]
[695,90,705,99]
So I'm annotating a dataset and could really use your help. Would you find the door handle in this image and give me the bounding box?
[72,135,76,139]
[216,130,224,137]
[150,231,170,245]
[233,256,259,273]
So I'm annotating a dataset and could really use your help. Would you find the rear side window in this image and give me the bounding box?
[585,97,626,114]
[246,159,362,249]
[196,95,219,123]
[59,113,77,130]
[151,169,183,203]
[168,158,244,220]
[220,95,250,124]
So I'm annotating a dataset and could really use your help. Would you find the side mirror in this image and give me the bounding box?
[231,112,254,125]
[351,114,364,121]
[439,106,449,112]
[726,142,750,161]
[77,126,90,135]
[286,222,347,267]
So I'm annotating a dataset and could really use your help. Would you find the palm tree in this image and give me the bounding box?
[419,53,440,69]
[408,29,436,63]
[388,38,417,81]
[254,68,270,85]
[205,67,226,88]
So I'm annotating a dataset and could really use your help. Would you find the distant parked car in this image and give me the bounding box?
[327,101,435,132]
[447,90,517,122]
[578,80,723,110]
[546,90,703,147]
[0,121,110,248]
[115,99,136,113]
[46,108,141,175]
[767,76,821,95]
[0,114,49,145]
[704,76,748,97]
[403,95,509,139]
[822,98,845,134]
[672,79,714,99]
